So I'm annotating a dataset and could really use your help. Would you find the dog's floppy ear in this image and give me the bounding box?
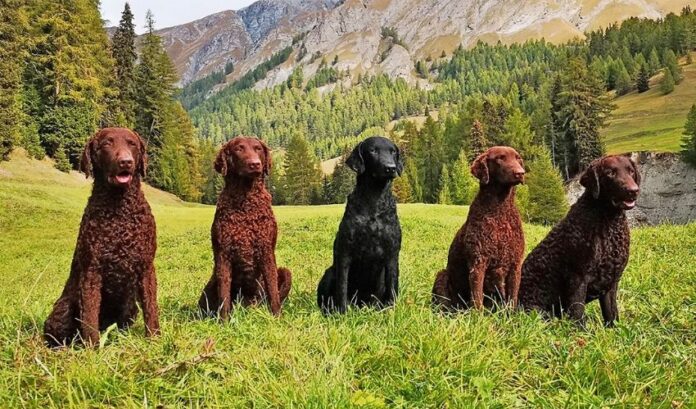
[630,157,641,186]
[80,131,101,178]
[580,159,601,199]
[346,141,365,175]
[214,143,229,176]
[395,144,404,176]
[259,139,272,177]
[134,131,148,178]
[470,152,490,185]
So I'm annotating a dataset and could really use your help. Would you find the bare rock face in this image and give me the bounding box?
[151,0,691,88]
[566,152,696,226]
[155,11,251,86]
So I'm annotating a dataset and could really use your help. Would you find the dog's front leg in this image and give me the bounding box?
[599,281,619,327]
[565,276,588,326]
[468,259,487,309]
[139,263,160,336]
[335,254,351,314]
[258,248,281,316]
[79,263,102,346]
[214,250,232,319]
[383,255,399,306]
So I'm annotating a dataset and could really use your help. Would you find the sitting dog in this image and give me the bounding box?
[519,155,640,326]
[432,146,526,310]
[44,128,159,347]
[317,136,403,314]
[199,136,291,318]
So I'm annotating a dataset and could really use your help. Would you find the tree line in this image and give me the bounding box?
[0,1,204,201]
[2,3,695,218]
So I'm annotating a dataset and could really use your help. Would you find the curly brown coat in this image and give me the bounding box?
[198,136,291,318]
[44,128,159,347]
[519,155,641,326]
[432,146,526,310]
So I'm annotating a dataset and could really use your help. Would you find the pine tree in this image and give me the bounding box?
[449,149,477,205]
[404,157,423,202]
[501,109,534,154]
[0,0,25,159]
[615,61,633,95]
[328,152,355,203]
[25,0,116,166]
[413,114,444,202]
[283,132,322,205]
[681,104,696,166]
[660,68,675,95]
[636,63,650,93]
[470,119,487,158]
[111,2,137,126]
[557,58,612,178]
[663,49,683,84]
[521,148,568,224]
[437,165,453,204]
[392,164,412,203]
[648,48,661,75]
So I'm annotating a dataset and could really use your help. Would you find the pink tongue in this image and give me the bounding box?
[116,174,132,184]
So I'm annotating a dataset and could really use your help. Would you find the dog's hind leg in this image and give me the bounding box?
[198,275,219,316]
[278,267,292,304]
[44,295,79,348]
[431,269,452,308]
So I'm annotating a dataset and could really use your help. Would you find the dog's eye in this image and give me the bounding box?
[127,140,136,147]
[254,145,262,151]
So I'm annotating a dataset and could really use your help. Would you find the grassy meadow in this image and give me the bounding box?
[602,53,696,155]
[0,151,694,408]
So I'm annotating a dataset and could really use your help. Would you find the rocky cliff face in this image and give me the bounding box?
[154,0,691,87]
[566,153,696,226]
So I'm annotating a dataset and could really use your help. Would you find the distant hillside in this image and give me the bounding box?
[150,0,691,87]
[603,53,696,154]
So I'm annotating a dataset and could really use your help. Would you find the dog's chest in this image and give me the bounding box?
[350,214,400,257]
[214,209,276,250]
[585,222,630,291]
[82,212,155,269]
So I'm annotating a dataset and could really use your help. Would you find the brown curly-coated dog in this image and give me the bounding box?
[519,155,640,326]
[432,146,526,310]
[198,136,291,318]
[44,128,159,347]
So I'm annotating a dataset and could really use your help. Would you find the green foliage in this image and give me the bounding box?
[636,63,650,93]
[518,148,568,224]
[681,104,696,166]
[470,119,487,158]
[0,0,25,160]
[437,165,452,204]
[52,145,71,172]
[556,58,611,178]
[663,49,683,84]
[413,115,444,203]
[111,2,137,126]
[660,68,675,95]
[325,153,356,204]
[615,61,633,95]
[282,133,322,205]
[501,108,534,154]
[449,150,477,205]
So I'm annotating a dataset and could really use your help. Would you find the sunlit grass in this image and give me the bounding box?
[1,152,694,407]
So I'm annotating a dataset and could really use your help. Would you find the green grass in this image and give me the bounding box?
[1,152,694,407]
[602,54,696,155]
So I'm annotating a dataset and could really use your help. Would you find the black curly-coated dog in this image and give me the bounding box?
[317,136,403,314]
[519,155,641,327]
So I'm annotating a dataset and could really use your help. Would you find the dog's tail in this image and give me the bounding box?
[431,269,452,309]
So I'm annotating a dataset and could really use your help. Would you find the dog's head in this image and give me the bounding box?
[580,155,641,210]
[346,136,403,181]
[471,146,525,186]
[80,128,147,189]
[215,136,271,180]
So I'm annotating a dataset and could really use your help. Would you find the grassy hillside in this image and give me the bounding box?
[1,153,694,407]
[602,54,696,154]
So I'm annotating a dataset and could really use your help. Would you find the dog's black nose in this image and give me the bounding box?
[119,158,134,169]
[385,165,397,174]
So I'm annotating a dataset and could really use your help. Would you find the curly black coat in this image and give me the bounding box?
[317,137,403,314]
[44,128,159,347]
[519,155,641,326]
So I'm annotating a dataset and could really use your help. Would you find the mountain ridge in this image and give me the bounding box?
[145,0,691,87]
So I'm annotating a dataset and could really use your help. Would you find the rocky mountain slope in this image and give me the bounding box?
[155,0,691,87]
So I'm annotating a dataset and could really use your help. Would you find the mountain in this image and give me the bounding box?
[154,0,691,87]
